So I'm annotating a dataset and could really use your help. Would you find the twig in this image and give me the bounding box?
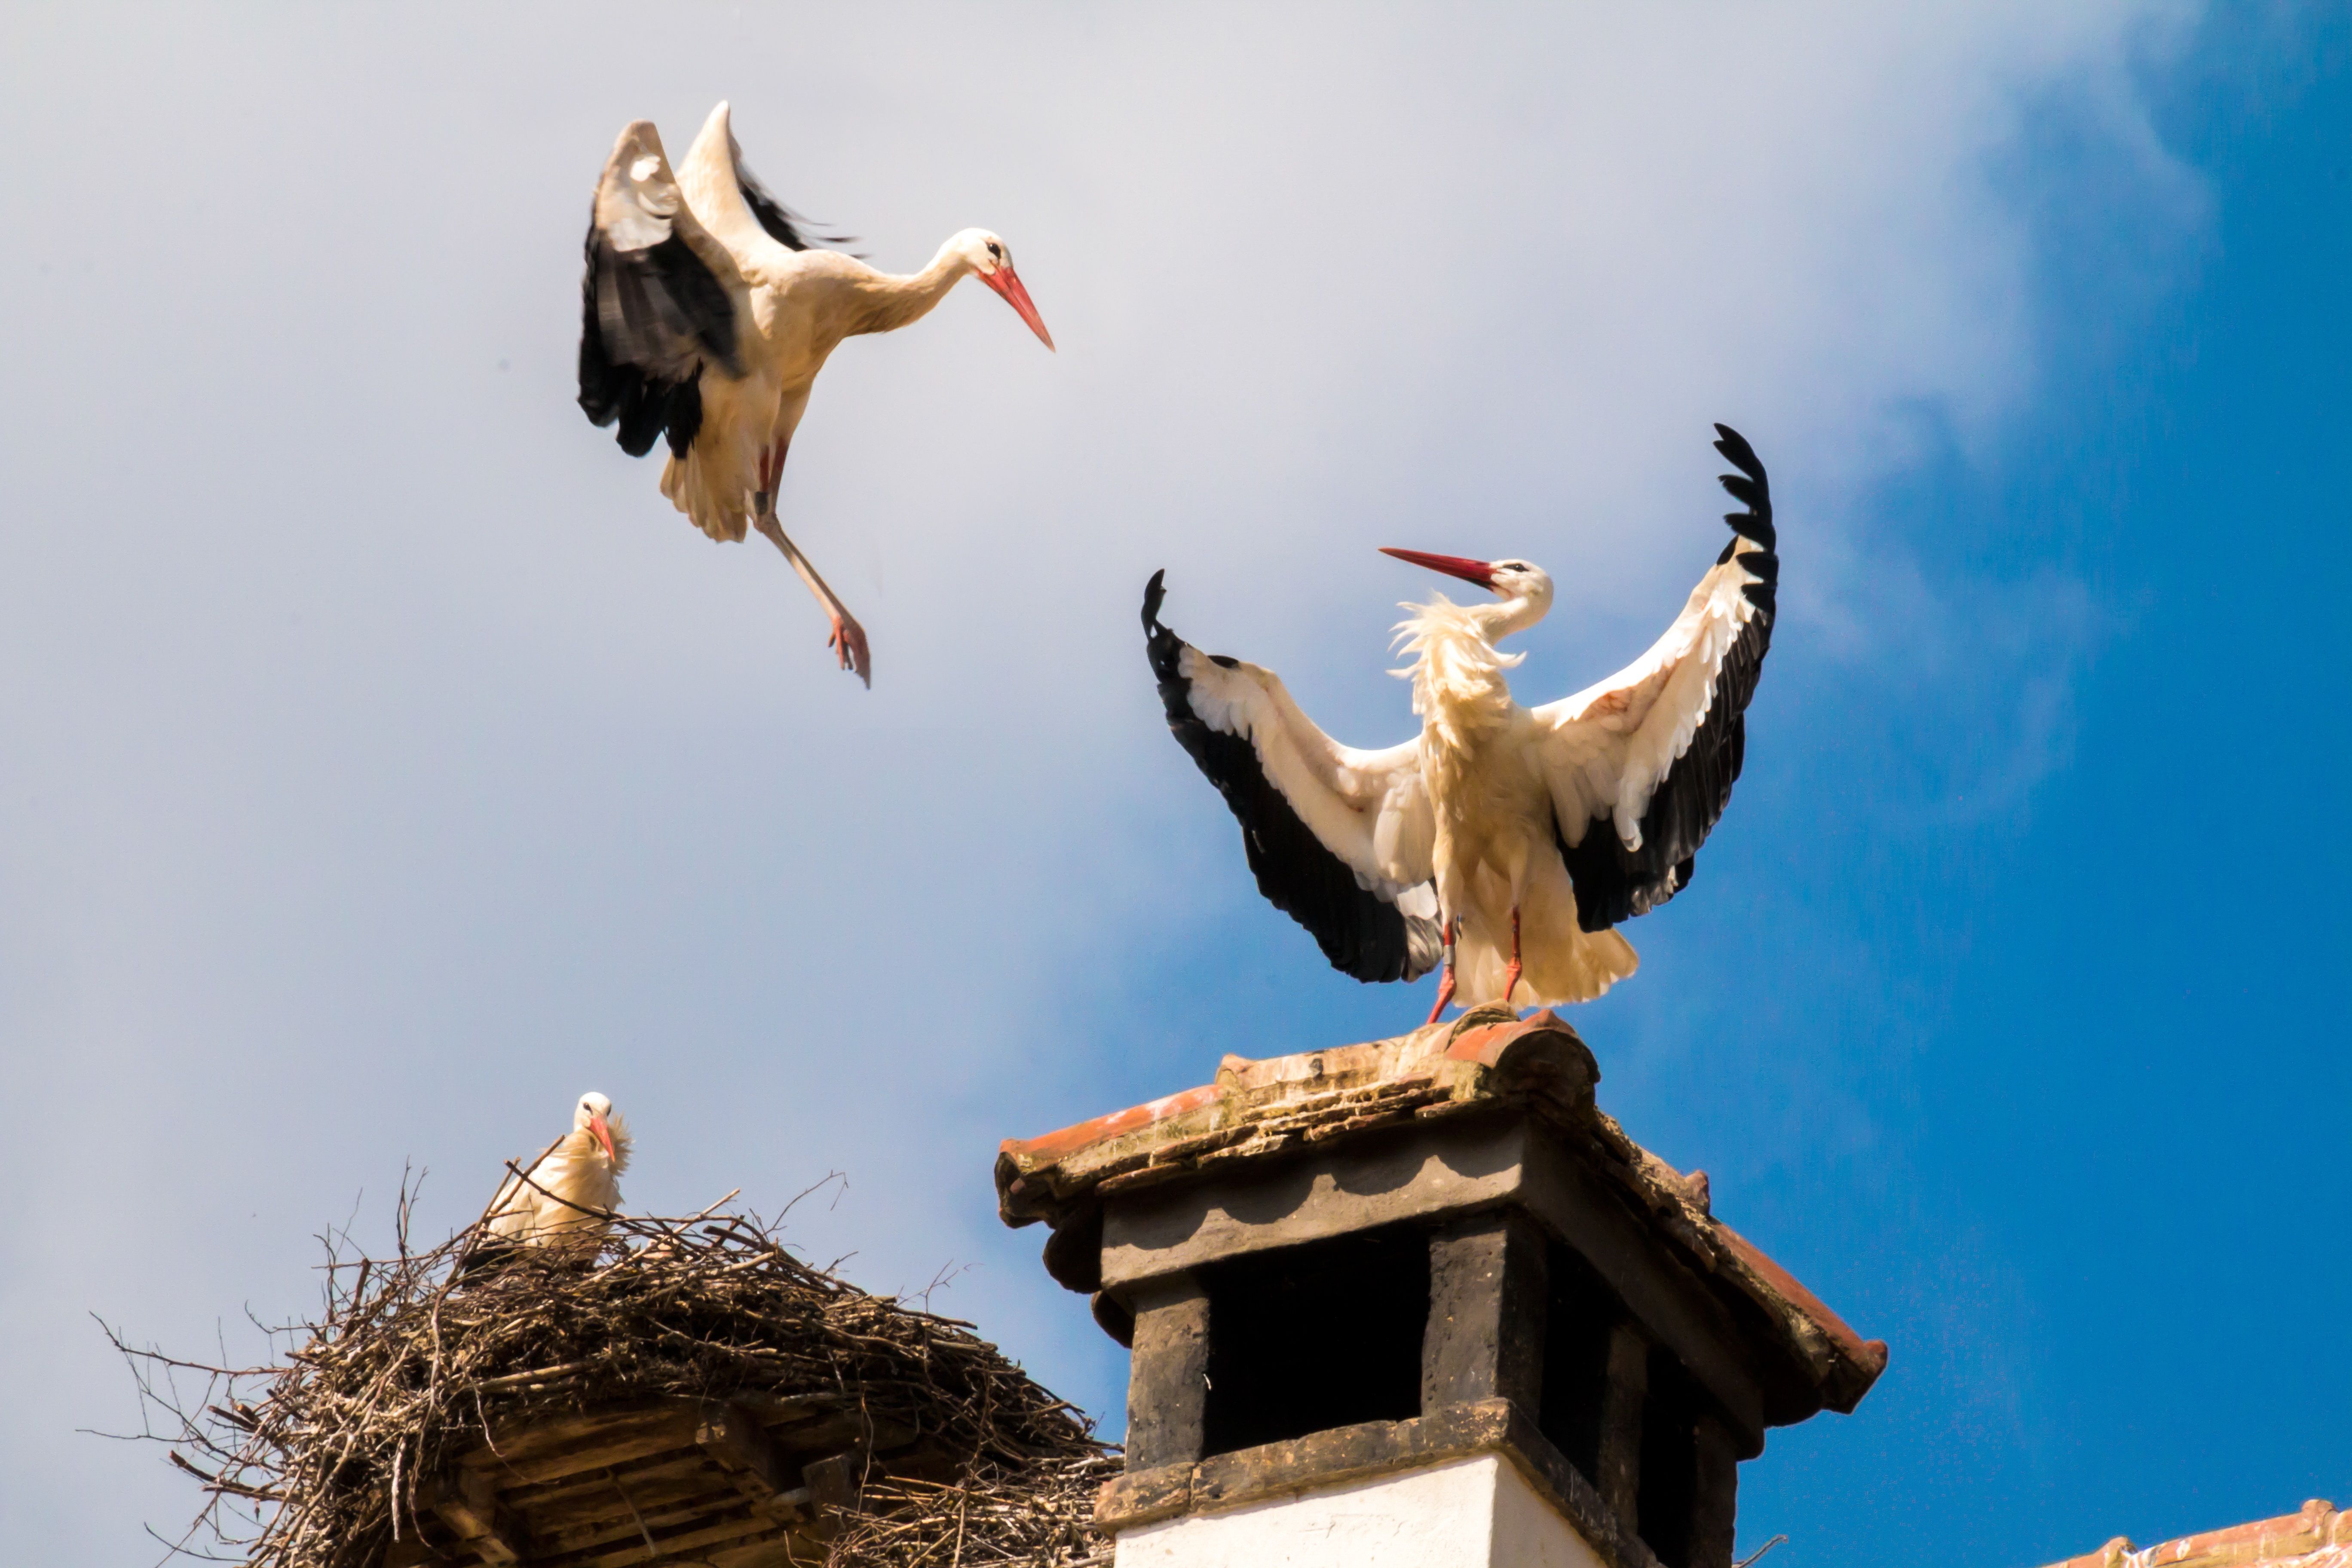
[608,1468,659,1560]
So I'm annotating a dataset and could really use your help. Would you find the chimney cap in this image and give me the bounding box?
[997,1008,1887,1421]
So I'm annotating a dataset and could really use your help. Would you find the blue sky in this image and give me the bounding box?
[1,6,2345,1565]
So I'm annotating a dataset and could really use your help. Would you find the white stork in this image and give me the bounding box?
[1143,426,1777,1018]
[579,102,1055,686]
[485,1091,632,1252]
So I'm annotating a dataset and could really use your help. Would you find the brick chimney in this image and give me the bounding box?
[997,1010,1887,1568]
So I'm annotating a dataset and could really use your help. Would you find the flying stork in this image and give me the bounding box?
[579,102,1055,686]
[484,1090,632,1253]
[1143,426,1776,1018]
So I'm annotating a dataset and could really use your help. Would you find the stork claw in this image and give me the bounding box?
[827,611,873,688]
[751,506,872,691]
[1424,969,1456,1026]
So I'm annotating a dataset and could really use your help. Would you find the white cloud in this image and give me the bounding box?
[0,2,2209,1555]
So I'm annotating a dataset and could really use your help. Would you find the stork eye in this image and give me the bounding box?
[986,241,1002,259]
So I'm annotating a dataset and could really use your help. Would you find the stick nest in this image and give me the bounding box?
[110,1179,1116,1568]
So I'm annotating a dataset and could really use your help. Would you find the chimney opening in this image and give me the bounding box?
[1199,1223,1429,1456]
[1637,1343,1704,1568]
[1537,1239,1623,1480]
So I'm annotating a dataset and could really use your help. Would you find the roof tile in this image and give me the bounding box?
[2034,1501,2349,1568]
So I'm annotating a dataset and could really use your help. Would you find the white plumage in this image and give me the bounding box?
[1144,425,1778,1017]
[486,1091,632,1252]
[579,102,1055,686]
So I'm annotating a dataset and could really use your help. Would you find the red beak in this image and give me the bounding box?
[588,1114,616,1164]
[1381,548,1497,591]
[979,263,1055,351]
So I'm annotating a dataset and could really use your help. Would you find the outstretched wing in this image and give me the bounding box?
[1534,424,1779,931]
[576,121,745,460]
[680,102,859,259]
[1144,572,1443,983]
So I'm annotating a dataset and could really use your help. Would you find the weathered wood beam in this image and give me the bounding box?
[533,1509,786,1568]
[523,1483,750,1559]
[799,1446,867,1540]
[425,1467,532,1566]
[738,1403,917,1457]
[1100,1120,1529,1287]
[1689,1410,1741,1568]
[1123,1272,1211,1470]
[499,1449,713,1516]
[1423,1209,1548,1414]
[698,1389,847,1424]
[455,1401,702,1488]
[702,1530,802,1568]
[694,1401,812,1521]
[695,1402,786,1491]
[381,1534,450,1568]
[450,1395,913,1493]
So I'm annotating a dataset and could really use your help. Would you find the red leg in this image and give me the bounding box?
[1500,906,1523,1009]
[750,452,873,688]
[752,444,783,517]
[1424,917,1458,1025]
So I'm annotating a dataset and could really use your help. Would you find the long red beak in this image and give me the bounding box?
[980,263,1055,351]
[588,1115,616,1164]
[1381,547,1497,591]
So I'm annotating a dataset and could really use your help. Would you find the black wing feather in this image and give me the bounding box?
[737,169,814,251]
[1143,572,1439,985]
[734,160,858,255]
[576,216,738,459]
[1559,423,1777,932]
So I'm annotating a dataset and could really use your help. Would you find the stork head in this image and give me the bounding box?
[950,229,1055,351]
[1382,550,1552,608]
[1381,549,1555,645]
[573,1091,626,1167]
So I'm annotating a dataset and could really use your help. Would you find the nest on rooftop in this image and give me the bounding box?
[109,1178,1116,1568]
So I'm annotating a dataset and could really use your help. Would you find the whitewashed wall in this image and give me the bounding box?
[1114,1454,1606,1568]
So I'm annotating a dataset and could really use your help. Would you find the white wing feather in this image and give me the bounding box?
[1176,646,1435,899]
[1534,545,1768,850]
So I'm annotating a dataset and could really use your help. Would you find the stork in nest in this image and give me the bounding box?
[483,1091,632,1256]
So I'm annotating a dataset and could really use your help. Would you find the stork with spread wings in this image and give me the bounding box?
[579,102,1055,687]
[1143,426,1777,1018]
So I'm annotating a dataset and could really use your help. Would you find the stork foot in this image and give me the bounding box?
[751,505,871,690]
[827,609,872,688]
